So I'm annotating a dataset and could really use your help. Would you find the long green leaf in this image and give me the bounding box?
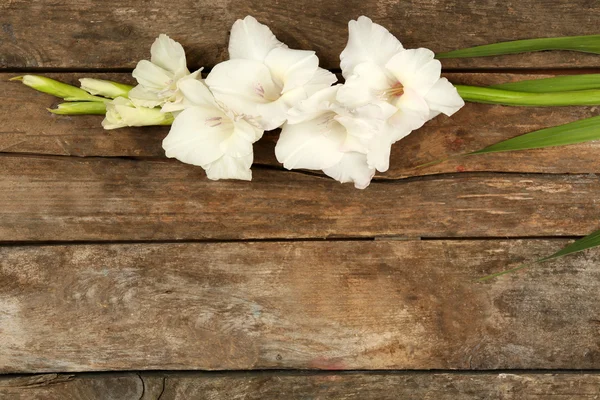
[456,85,600,106]
[491,74,600,93]
[479,228,600,281]
[469,115,600,155]
[437,35,600,58]
[538,229,600,262]
[416,115,600,170]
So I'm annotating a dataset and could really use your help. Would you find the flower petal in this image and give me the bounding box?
[340,16,404,78]
[336,62,391,108]
[366,135,392,172]
[424,77,465,117]
[162,106,231,166]
[228,15,285,62]
[264,47,319,93]
[128,84,164,108]
[286,85,340,124]
[303,67,338,96]
[150,34,188,75]
[255,96,291,130]
[275,115,346,170]
[323,152,376,189]
[204,154,253,181]
[389,87,430,131]
[132,60,173,92]
[385,48,441,96]
[205,59,279,119]
[177,78,217,109]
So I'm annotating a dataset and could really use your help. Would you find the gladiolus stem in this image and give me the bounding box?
[455,85,600,106]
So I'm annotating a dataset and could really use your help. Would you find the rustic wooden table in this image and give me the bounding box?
[1,1,600,398]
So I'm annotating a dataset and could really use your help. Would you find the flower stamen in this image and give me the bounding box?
[385,82,404,98]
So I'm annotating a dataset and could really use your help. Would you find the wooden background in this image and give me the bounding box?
[1,0,600,398]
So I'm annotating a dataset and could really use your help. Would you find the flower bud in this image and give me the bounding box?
[48,102,107,115]
[10,75,106,102]
[102,97,174,130]
[79,78,133,99]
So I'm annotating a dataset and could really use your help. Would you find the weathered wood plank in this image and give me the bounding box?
[1,0,599,70]
[2,72,599,179]
[1,240,599,372]
[0,373,144,400]
[2,372,600,399]
[1,155,599,241]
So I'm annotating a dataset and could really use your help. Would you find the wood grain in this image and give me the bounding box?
[2,73,600,179]
[1,155,599,241]
[2,372,600,399]
[1,0,599,70]
[1,240,600,372]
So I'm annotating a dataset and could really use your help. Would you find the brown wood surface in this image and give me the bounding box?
[1,155,599,241]
[2,372,600,399]
[1,0,599,70]
[2,0,600,392]
[3,72,599,179]
[1,240,599,372]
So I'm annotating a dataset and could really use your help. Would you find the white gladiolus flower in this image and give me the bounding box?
[275,85,396,189]
[337,16,464,147]
[205,16,337,130]
[102,97,174,130]
[129,34,202,112]
[162,79,264,181]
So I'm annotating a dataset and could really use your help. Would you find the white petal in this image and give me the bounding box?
[161,69,205,112]
[128,85,164,108]
[162,106,231,166]
[385,48,441,96]
[286,85,340,124]
[255,96,291,130]
[366,136,392,172]
[205,59,279,118]
[275,115,346,170]
[177,78,217,108]
[333,102,396,156]
[389,87,430,131]
[264,47,319,93]
[204,154,253,181]
[234,118,264,143]
[340,16,404,78]
[303,67,338,96]
[132,60,173,91]
[424,77,465,117]
[336,62,391,108]
[323,152,376,189]
[150,34,188,75]
[219,119,263,157]
[228,15,284,62]
[219,131,254,158]
[365,124,401,172]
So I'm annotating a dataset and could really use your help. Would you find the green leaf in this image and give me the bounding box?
[538,229,600,262]
[48,102,107,115]
[437,35,600,58]
[416,115,600,171]
[491,74,600,93]
[469,115,600,155]
[479,228,600,281]
[456,85,600,106]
